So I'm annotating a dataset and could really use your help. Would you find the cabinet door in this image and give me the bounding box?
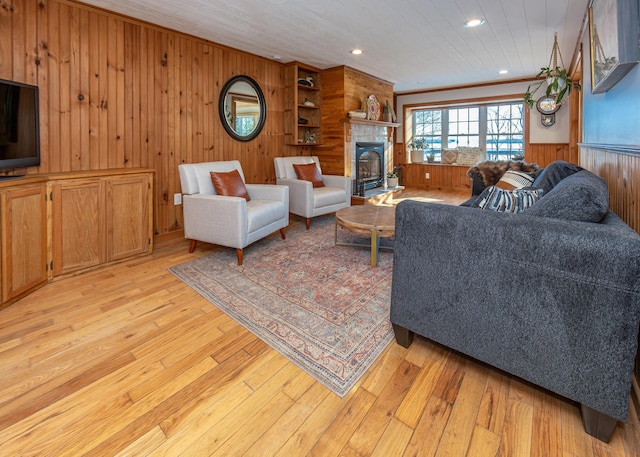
[1,185,48,303]
[106,174,152,261]
[51,179,105,276]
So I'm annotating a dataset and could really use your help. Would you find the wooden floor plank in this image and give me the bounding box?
[243,382,330,457]
[347,360,421,456]
[307,387,377,457]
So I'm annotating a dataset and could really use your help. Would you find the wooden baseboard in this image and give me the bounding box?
[154,230,185,249]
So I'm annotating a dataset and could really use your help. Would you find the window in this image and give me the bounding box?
[411,101,524,162]
[486,104,524,161]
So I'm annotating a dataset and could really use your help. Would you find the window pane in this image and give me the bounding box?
[448,107,479,153]
[412,109,443,160]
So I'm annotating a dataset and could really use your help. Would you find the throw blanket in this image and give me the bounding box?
[467,160,539,187]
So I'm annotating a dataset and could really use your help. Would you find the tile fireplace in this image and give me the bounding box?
[346,121,394,196]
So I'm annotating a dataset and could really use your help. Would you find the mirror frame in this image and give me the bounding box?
[218,75,266,142]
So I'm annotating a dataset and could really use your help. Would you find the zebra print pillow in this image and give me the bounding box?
[472,186,544,213]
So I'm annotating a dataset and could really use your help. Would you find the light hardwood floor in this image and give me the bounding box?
[1,188,639,456]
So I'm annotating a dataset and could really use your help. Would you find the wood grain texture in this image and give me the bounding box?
[1,0,302,240]
[0,189,638,456]
[316,66,394,176]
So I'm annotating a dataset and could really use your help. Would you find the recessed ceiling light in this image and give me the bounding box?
[498,69,508,74]
[464,18,486,28]
[350,49,363,55]
[272,54,282,60]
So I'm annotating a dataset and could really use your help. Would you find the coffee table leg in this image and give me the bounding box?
[371,229,379,267]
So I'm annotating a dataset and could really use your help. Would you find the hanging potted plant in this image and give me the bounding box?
[524,65,580,108]
[523,33,581,108]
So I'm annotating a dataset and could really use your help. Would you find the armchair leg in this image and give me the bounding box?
[280,228,286,239]
[189,239,197,253]
[236,248,243,265]
[306,218,311,230]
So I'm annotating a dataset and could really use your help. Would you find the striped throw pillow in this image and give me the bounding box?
[473,186,544,213]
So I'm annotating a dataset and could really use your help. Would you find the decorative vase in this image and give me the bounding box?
[387,177,398,188]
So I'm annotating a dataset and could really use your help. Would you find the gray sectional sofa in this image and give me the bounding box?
[390,161,640,442]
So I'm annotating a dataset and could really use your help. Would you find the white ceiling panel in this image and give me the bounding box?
[78,0,589,92]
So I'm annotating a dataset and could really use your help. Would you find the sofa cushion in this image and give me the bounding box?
[210,169,251,201]
[524,170,609,222]
[532,160,583,194]
[471,186,544,213]
[293,163,324,188]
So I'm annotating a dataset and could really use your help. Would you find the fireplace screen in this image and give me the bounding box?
[354,142,384,195]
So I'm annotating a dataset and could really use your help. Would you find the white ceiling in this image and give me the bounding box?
[79,0,589,93]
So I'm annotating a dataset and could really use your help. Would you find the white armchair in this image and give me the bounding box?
[178,161,289,265]
[274,156,351,229]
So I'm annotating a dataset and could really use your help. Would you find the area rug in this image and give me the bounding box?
[168,215,394,397]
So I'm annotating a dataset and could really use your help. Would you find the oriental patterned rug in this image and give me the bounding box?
[168,215,394,397]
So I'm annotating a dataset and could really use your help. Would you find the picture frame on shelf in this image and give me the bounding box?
[588,0,640,94]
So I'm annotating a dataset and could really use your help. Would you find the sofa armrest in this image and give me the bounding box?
[390,200,640,422]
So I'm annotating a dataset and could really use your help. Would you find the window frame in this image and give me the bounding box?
[404,94,529,163]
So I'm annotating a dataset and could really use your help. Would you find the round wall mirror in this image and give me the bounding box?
[219,75,266,141]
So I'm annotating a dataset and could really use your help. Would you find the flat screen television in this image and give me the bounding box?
[0,78,40,175]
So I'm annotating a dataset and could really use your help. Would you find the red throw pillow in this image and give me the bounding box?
[293,163,324,188]
[210,169,251,201]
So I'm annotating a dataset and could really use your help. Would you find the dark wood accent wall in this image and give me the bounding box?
[317,66,394,175]
[0,0,301,238]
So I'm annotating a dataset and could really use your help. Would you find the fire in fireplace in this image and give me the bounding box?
[354,142,384,196]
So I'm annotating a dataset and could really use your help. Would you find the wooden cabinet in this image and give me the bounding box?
[0,181,48,305]
[284,62,322,145]
[50,171,153,277]
[0,170,153,307]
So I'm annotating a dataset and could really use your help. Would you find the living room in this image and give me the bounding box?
[1,0,640,455]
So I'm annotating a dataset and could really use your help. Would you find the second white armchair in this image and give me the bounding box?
[274,156,351,229]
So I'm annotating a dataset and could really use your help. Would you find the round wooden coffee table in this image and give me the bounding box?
[334,205,395,267]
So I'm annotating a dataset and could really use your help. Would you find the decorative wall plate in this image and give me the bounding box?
[366,95,381,121]
[536,96,560,114]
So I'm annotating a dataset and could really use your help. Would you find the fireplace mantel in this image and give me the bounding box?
[343,118,401,128]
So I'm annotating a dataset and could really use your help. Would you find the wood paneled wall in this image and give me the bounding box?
[579,145,640,408]
[0,0,301,238]
[580,146,640,233]
[317,66,394,175]
[527,143,575,167]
